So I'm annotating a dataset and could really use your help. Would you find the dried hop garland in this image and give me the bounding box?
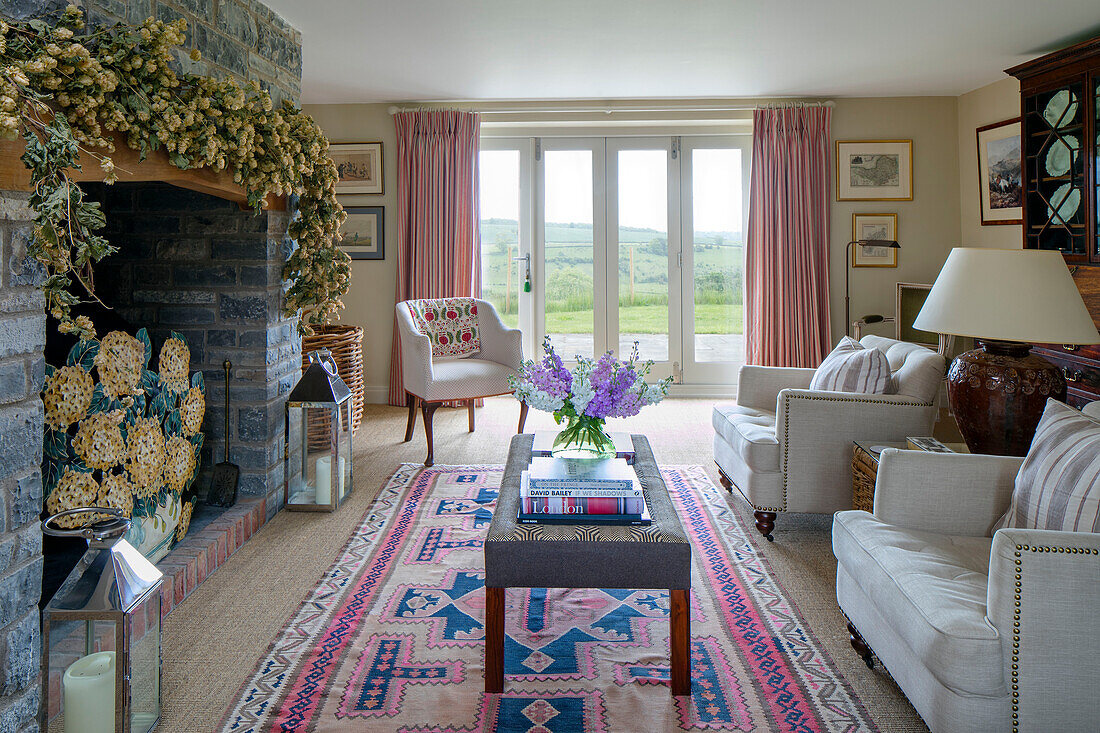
[95,330,144,399]
[46,468,100,528]
[164,435,196,494]
[176,499,194,542]
[98,471,134,518]
[158,337,189,393]
[179,385,205,437]
[72,409,126,470]
[1,8,349,337]
[126,416,166,495]
[43,365,94,429]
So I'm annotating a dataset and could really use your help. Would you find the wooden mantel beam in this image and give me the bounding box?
[0,129,285,211]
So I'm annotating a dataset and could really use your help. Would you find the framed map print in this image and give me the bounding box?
[851,213,898,267]
[836,140,913,201]
[331,142,384,194]
[339,206,384,260]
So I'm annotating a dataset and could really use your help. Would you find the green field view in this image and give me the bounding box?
[481,219,743,335]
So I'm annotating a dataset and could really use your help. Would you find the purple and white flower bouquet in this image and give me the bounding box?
[509,336,673,456]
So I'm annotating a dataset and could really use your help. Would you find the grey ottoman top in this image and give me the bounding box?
[485,433,692,590]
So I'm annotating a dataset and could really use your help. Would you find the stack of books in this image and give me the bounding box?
[518,457,651,525]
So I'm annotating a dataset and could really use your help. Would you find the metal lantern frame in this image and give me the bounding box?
[41,507,163,733]
[284,349,354,512]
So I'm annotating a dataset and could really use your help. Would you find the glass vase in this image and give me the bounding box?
[551,414,615,459]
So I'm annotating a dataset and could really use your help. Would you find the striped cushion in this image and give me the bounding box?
[1003,399,1100,533]
[809,336,893,394]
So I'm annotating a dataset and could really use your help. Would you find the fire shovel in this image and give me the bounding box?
[208,359,240,507]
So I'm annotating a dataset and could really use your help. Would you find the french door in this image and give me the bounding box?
[479,135,748,390]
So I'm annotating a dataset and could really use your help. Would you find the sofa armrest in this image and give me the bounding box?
[476,301,523,370]
[987,529,1100,732]
[736,366,816,412]
[395,304,434,397]
[873,450,1023,535]
[771,389,937,514]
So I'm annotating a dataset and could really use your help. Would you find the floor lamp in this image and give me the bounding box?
[845,239,901,336]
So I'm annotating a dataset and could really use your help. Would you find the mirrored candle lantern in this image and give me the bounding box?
[41,507,163,733]
[285,349,354,511]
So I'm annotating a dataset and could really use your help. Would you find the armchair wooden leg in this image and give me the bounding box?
[468,399,475,432]
[517,401,529,433]
[421,401,442,466]
[753,510,776,542]
[847,621,875,670]
[403,392,418,442]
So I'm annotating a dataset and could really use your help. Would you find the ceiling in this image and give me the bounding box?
[262,0,1100,105]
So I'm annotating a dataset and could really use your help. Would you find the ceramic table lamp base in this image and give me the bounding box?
[946,340,1066,456]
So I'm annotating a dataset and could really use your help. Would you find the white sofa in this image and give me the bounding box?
[713,335,945,539]
[834,422,1100,733]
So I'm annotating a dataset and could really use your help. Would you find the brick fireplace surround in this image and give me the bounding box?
[0,0,303,727]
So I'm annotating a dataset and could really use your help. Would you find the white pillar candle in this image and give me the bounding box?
[314,456,345,505]
[63,651,116,733]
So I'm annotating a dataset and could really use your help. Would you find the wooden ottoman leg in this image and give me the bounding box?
[485,586,505,693]
[421,401,441,466]
[670,589,690,696]
[468,399,476,432]
[753,510,776,542]
[403,392,418,442]
[517,401,529,433]
[716,467,733,491]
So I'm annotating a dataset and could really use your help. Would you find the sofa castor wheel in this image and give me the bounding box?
[765,534,773,542]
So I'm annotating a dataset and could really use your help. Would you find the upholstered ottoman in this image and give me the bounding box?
[484,433,693,694]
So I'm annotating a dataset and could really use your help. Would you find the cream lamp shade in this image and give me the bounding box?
[913,248,1100,344]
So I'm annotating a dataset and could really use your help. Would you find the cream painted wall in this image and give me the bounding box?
[310,96,967,398]
[829,97,961,340]
[305,103,398,403]
[956,77,1022,249]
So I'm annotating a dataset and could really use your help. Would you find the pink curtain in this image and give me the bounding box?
[744,105,832,367]
[388,110,481,406]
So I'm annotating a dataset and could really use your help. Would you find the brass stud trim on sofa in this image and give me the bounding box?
[1011,542,1099,733]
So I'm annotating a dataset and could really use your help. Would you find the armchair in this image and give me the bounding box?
[834,439,1100,733]
[713,335,945,539]
[395,298,528,466]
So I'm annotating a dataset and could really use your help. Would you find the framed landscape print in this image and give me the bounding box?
[339,206,384,260]
[851,213,898,267]
[836,140,913,201]
[975,118,1022,225]
[331,142,384,194]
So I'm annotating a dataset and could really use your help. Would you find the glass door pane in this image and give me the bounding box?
[681,138,749,386]
[616,149,670,362]
[540,142,604,359]
[479,149,521,328]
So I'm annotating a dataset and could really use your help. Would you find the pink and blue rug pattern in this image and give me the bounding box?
[222,465,878,732]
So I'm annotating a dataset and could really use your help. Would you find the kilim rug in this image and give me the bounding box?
[222,465,878,732]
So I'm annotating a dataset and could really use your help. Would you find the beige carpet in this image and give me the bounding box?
[162,397,928,731]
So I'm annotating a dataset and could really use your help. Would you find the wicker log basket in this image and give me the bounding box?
[301,325,365,449]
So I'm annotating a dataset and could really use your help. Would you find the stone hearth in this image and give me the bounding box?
[0,0,303,726]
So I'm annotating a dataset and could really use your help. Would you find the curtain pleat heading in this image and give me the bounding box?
[388,109,482,406]
[744,105,832,368]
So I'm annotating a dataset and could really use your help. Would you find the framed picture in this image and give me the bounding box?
[339,206,384,260]
[895,282,937,346]
[836,140,913,201]
[851,213,898,267]
[330,142,384,194]
[975,118,1022,225]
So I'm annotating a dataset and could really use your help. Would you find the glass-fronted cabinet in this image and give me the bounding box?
[1009,40,1100,264]
[1022,82,1087,256]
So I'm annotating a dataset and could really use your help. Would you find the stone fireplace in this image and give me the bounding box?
[0,0,303,726]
